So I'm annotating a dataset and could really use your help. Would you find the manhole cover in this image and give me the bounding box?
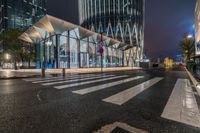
[111,127,132,133]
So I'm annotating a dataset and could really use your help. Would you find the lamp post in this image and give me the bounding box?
[42,40,52,77]
[5,53,11,60]
[4,53,11,69]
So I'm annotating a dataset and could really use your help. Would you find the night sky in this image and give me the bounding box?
[47,0,196,59]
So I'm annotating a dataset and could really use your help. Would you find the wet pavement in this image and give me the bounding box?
[0,70,40,79]
[0,68,200,133]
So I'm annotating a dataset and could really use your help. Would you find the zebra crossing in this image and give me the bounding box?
[161,79,200,128]
[33,74,113,84]
[102,77,163,105]
[23,73,200,128]
[72,76,144,95]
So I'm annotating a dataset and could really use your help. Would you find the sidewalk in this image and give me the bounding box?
[185,68,200,96]
[0,67,142,79]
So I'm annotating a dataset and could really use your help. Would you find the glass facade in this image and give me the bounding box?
[79,0,145,67]
[35,31,123,69]
[0,0,46,31]
[19,15,125,69]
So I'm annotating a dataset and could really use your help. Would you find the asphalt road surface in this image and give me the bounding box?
[0,67,200,133]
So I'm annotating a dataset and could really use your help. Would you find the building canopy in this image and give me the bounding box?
[19,15,127,49]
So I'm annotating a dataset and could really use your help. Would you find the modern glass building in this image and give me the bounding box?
[0,0,46,54]
[19,15,126,69]
[78,0,145,66]
[194,0,200,75]
[195,0,200,56]
[0,0,46,31]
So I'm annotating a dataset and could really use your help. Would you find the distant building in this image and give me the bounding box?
[78,0,145,67]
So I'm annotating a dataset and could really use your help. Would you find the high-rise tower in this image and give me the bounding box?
[78,0,145,66]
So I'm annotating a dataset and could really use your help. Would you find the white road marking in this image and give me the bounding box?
[94,122,148,133]
[73,76,144,95]
[23,73,79,81]
[37,90,42,101]
[23,76,59,81]
[54,75,128,89]
[32,74,113,84]
[102,77,163,105]
[42,75,114,86]
[161,79,200,128]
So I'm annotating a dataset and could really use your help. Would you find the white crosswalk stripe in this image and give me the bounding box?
[32,74,113,84]
[54,75,128,89]
[161,79,200,128]
[23,73,200,128]
[42,74,114,86]
[72,76,144,95]
[102,77,163,105]
[23,73,79,81]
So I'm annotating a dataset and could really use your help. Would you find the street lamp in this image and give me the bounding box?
[187,34,193,39]
[42,40,52,77]
[196,83,200,90]
[5,53,11,60]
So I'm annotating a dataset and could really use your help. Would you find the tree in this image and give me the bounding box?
[179,33,195,62]
[0,29,34,69]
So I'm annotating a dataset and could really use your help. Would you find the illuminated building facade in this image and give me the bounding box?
[0,0,46,31]
[195,0,200,56]
[78,0,145,66]
[0,0,46,53]
[19,15,124,69]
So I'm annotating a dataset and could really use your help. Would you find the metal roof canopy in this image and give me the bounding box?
[19,15,127,49]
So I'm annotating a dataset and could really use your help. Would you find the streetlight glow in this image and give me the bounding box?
[5,53,11,60]
[46,41,52,46]
[197,83,200,90]
[187,34,193,39]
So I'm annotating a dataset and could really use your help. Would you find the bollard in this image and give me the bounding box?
[42,68,45,77]
[62,68,65,77]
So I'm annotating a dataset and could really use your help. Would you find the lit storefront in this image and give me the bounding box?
[19,15,125,69]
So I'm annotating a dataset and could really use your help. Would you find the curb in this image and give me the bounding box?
[0,75,41,80]
[185,67,200,96]
[0,77,30,80]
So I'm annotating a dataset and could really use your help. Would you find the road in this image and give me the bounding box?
[0,67,200,133]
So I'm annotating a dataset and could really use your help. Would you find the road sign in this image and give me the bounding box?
[98,41,104,55]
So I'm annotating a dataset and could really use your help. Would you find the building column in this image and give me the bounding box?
[95,42,97,67]
[122,50,124,67]
[77,39,81,68]
[87,37,90,68]
[67,31,70,68]
[55,34,60,69]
